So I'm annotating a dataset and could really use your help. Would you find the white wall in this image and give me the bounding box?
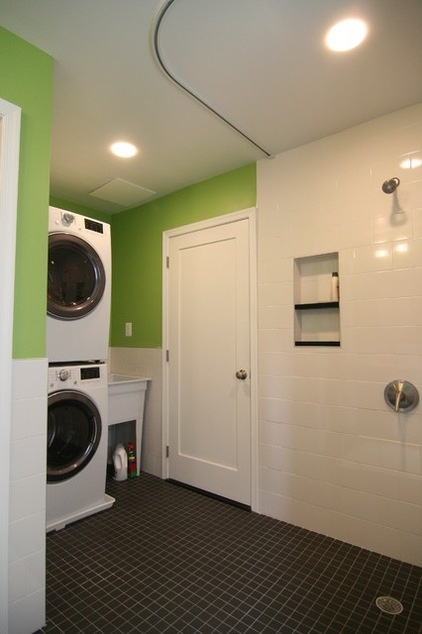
[9,359,47,634]
[257,103,422,566]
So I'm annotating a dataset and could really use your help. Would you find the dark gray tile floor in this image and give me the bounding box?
[37,473,421,633]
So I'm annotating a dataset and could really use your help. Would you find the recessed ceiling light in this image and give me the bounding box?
[400,156,422,169]
[325,18,368,52]
[110,141,138,158]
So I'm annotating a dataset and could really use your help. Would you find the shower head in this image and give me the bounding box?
[382,177,400,194]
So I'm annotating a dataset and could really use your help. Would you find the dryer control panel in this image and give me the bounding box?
[48,364,106,390]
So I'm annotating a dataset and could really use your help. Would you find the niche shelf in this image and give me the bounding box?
[294,252,340,346]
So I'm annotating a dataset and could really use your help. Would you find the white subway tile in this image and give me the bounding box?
[393,237,422,268]
[259,420,286,446]
[398,533,422,567]
[264,398,329,429]
[374,214,413,244]
[259,466,292,498]
[338,488,422,535]
[8,551,45,603]
[324,353,398,382]
[258,305,292,329]
[258,232,284,262]
[342,298,394,327]
[343,435,381,466]
[258,257,292,283]
[342,325,422,355]
[11,397,47,441]
[259,280,293,306]
[259,352,287,376]
[9,474,45,521]
[379,439,421,474]
[259,328,292,353]
[258,443,293,473]
[397,472,422,505]
[12,359,47,401]
[397,179,422,213]
[8,559,26,602]
[342,268,416,300]
[331,461,400,499]
[355,244,394,272]
[399,413,422,446]
[24,550,45,596]
[10,435,46,480]
[8,512,45,563]
[8,588,45,634]
[337,219,373,249]
[292,452,334,482]
[413,207,422,237]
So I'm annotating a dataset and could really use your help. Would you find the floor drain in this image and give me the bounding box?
[376,596,404,615]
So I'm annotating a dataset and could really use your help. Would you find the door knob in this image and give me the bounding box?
[235,369,248,380]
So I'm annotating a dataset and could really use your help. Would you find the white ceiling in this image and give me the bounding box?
[1,0,422,213]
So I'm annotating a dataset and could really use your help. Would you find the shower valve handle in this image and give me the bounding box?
[384,380,419,413]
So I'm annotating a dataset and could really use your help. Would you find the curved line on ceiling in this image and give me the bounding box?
[151,0,272,158]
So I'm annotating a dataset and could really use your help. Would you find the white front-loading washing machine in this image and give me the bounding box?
[47,206,111,363]
[46,362,114,531]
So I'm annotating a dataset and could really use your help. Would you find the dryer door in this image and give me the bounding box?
[48,233,106,320]
[47,389,102,482]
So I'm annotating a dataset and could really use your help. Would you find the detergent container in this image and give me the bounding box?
[113,443,128,481]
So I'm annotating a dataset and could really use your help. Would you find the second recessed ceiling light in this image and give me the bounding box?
[325,18,368,52]
[110,141,138,158]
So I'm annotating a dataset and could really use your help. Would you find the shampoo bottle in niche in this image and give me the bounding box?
[127,441,137,478]
[331,272,339,302]
[113,443,128,481]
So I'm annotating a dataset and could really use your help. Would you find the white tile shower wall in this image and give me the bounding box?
[257,103,422,566]
[9,358,47,634]
[109,347,163,477]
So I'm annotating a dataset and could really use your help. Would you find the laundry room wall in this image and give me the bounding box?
[1,27,53,359]
[110,164,256,347]
[256,103,422,566]
[0,26,53,634]
[108,164,256,475]
[50,195,111,223]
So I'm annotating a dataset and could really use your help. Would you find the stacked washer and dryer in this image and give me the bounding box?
[46,206,115,531]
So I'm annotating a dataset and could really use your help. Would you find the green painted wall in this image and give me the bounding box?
[49,196,110,223]
[0,27,53,358]
[110,164,256,348]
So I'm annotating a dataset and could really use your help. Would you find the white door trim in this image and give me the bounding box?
[162,207,258,511]
[0,97,21,634]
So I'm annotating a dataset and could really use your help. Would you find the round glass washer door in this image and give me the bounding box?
[48,233,106,320]
[47,390,102,483]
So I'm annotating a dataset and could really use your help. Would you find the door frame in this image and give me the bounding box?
[0,97,21,633]
[162,207,258,511]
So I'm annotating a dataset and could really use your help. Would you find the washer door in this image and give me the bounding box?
[48,233,106,320]
[47,390,102,482]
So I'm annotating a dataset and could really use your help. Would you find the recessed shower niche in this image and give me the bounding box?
[294,252,340,346]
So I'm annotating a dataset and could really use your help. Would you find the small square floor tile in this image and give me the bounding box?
[37,473,422,634]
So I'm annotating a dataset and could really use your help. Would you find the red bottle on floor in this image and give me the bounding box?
[127,441,137,478]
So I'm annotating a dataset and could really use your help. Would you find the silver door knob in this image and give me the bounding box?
[235,369,248,380]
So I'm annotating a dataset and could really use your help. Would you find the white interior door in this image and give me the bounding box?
[164,212,255,507]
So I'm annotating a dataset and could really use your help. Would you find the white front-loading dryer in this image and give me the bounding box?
[46,362,114,531]
[47,206,111,363]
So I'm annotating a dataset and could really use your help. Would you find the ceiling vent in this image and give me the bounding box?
[89,178,156,209]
